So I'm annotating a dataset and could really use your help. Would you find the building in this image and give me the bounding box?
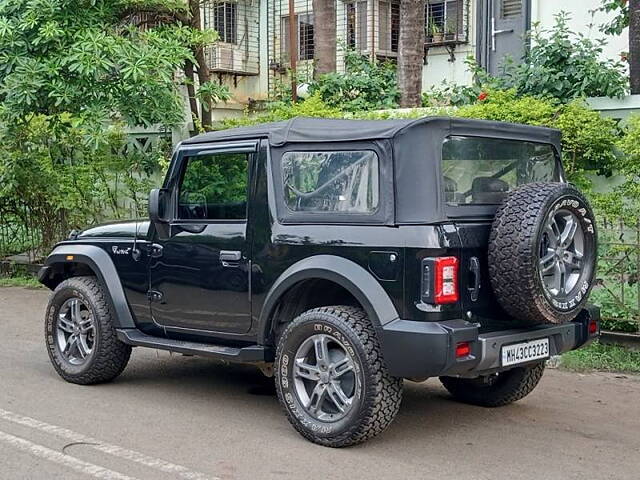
[199,0,628,118]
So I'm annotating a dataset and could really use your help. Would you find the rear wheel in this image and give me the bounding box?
[45,276,131,385]
[274,306,403,447]
[440,362,545,407]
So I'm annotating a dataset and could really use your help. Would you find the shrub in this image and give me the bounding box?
[308,50,399,112]
[612,115,640,216]
[0,114,167,254]
[514,13,628,100]
[456,90,619,181]
[220,93,342,129]
[455,89,558,125]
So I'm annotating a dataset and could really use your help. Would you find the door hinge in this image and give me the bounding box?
[147,290,164,302]
[149,243,164,258]
[468,256,481,302]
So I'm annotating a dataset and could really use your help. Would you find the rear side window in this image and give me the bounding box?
[282,150,379,213]
[442,136,559,205]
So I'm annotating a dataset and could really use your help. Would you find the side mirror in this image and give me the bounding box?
[149,188,171,239]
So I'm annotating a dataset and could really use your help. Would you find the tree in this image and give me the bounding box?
[0,0,196,128]
[397,0,425,107]
[0,0,230,249]
[121,0,231,129]
[312,0,337,77]
[595,0,640,94]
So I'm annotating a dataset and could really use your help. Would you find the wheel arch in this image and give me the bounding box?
[258,255,400,345]
[39,244,135,329]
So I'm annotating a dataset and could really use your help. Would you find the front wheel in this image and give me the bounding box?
[45,276,132,385]
[440,362,545,407]
[274,306,403,447]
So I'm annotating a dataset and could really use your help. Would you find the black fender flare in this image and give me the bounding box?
[257,255,400,344]
[40,244,135,328]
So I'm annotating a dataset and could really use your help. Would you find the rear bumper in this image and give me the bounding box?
[379,305,600,379]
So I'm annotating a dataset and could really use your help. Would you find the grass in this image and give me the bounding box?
[0,275,43,288]
[561,341,640,374]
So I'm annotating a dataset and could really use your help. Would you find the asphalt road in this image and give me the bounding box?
[1,286,639,480]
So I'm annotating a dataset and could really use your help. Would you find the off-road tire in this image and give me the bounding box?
[45,276,132,385]
[489,182,597,326]
[274,306,403,447]
[440,362,545,407]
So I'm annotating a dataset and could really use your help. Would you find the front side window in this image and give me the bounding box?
[178,152,249,220]
[282,150,379,213]
[442,136,559,206]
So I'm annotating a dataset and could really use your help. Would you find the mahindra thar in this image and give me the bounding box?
[39,117,600,447]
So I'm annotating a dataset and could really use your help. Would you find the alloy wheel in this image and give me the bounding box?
[292,334,359,422]
[538,208,585,298]
[55,297,96,365]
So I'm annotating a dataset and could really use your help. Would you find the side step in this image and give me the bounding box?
[116,329,272,363]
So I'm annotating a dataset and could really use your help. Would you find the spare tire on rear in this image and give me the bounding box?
[488,182,597,326]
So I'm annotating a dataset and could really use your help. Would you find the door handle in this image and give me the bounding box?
[491,17,513,51]
[220,250,242,267]
[468,256,481,302]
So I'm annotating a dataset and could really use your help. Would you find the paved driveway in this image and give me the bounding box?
[1,286,639,480]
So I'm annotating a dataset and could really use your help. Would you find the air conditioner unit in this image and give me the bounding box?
[210,44,235,71]
[205,43,258,75]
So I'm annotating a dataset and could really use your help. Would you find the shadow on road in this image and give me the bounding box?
[105,353,517,444]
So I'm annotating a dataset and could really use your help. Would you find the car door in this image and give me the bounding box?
[148,142,256,335]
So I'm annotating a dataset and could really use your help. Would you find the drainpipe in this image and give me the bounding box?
[289,0,298,101]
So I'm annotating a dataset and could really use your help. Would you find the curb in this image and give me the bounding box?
[600,331,640,351]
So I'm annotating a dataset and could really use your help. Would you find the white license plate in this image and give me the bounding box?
[501,338,550,367]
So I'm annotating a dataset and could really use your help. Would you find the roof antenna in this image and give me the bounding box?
[132,201,141,262]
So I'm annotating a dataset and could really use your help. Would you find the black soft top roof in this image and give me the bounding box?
[183,116,561,147]
[184,116,563,225]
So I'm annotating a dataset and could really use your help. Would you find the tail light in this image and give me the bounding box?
[421,256,459,305]
[588,318,598,335]
[455,341,471,358]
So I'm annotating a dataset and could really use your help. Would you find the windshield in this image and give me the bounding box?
[442,136,560,205]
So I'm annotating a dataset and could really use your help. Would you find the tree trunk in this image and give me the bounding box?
[630,0,640,94]
[189,0,212,129]
[312,0,337,77]
[184,59,199,127]
[397,0,424,107]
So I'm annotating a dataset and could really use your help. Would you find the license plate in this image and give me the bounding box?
[501,338,550,367]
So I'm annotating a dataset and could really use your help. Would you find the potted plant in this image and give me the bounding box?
[429,20,443,43]
[444,18,457,41]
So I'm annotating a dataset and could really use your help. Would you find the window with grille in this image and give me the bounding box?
[346,1,368,51]
[207,1,238,44]
[425,0,467,45]
[378,1,399,53]
[281,13,315,61]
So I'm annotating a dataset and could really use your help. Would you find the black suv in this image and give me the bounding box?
[39,117,600,447]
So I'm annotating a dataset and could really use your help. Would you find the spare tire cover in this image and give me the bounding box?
[488,182,597,325]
